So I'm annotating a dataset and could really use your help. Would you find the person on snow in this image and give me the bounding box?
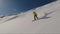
[33,11,39,20]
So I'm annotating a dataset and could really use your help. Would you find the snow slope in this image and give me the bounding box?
[0,0,60,34]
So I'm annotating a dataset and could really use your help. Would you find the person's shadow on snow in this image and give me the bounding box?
[39,11,55,19]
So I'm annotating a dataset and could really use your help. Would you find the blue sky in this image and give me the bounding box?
[0,0,56,16]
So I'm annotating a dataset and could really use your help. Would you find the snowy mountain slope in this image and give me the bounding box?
[0,0,60,34]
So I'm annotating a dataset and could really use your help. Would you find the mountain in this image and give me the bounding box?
[0,0,60,34]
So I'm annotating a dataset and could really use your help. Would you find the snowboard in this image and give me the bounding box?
[32,18,40,22]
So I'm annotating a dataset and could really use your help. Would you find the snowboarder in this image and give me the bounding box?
[33,11,38,20]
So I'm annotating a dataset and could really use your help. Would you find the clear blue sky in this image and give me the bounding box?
[0,0,56,16]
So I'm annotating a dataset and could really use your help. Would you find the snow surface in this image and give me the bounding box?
[0,0,60,34]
